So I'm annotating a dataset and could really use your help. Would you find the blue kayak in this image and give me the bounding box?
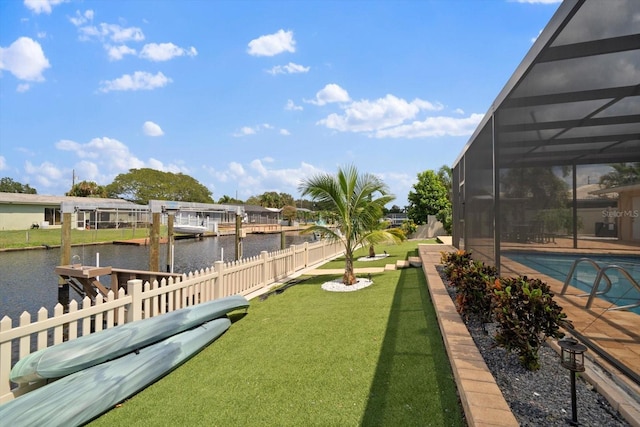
[10,294,248,383]
[0,317,231,427]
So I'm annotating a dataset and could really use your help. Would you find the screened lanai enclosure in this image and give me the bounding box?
[452,0,640,270]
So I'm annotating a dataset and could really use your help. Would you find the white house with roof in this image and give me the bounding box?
[0,193,146,231]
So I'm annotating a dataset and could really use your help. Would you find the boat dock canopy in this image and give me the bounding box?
[148,200,243,214]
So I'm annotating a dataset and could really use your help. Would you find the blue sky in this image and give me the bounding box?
[0,0,561,207]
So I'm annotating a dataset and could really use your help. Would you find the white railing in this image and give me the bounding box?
[0,240,344,403]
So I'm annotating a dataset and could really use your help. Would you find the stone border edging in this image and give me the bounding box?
[419,244,519,427]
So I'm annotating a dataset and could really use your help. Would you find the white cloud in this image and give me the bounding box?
[140,43,197,61]
[247,29,295,57]
[232,123,279,137]
[74,160,100,181]
[318,94,443,132]
[77,26,100,40]
[55,137,187,177]
[16,147,35,156]
[285,99,303,111]
[233,127,256,137]
[76,19,197,63]
[79,23,144,43]
[374,113,484,139]
[0,37,50,81]
[531,29,543,43]
[17,83,31,92]
[306,83,350,106]
[279,129,290,136]
[24,0,68,14]
[69,9,94,26]
[208,161,325,200]
[103,23,144,43]
[106,44,136,61]
[0,156,5,170]
[311,88,481,139]
[24,160,64,188]
[55,139,81,152]
[247,160,324,194]
[147,157,183,173]
[454,108,465,115]
[98,71,172,92]
[250,159,268,175]
[267,62,309,75]
[143,121,164,136]
[228,162,245,176]
[22,137,190,192]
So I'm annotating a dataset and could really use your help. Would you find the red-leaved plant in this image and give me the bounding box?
[453,260,497,323]
[440,249,472,287]
[493,276,570,370]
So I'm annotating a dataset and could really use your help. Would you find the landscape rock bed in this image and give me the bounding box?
[437,265,630,427]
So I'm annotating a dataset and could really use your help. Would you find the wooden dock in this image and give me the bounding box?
[114,237,169,246]
[56,264,184,299]
[113,224,309,246]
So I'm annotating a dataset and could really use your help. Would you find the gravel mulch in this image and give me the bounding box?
[436,265,631,427]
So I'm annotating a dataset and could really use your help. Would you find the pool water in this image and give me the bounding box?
[503,252,640,314]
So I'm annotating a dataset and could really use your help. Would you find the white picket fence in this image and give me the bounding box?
[0,240,344,403]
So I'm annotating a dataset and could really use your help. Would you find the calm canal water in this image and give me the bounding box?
[0,232,315,322]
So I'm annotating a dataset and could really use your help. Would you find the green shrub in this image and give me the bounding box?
[440,249,472,287]
[401,219,417,235]
[453,260,497,323]
[493,276,569,371]
[441,251,572,371]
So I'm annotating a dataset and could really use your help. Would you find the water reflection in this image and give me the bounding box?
[0,232,314,322]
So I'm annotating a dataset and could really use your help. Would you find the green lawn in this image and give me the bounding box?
[0,227,153,250]
[319,239,438,269]
[89,241,463,427]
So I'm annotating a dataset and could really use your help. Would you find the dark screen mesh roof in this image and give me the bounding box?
[456,0,640,169]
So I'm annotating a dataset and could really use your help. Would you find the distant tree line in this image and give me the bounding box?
[0,177,37,194]
[8,161,636,233]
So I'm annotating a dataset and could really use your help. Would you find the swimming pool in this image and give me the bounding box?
[503,252,640,314]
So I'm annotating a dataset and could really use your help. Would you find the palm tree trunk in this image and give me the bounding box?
[369,245,375,258]
[343,249,356,285]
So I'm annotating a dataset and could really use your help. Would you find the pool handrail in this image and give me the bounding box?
[560,257,613,297]
[585,264,640,311]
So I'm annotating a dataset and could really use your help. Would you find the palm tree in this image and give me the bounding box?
[366,217,405,258]
[437,165,453,202]
[599,163,640,188]
[299,165,403,285]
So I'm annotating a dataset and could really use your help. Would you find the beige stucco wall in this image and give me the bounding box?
[0,204,45,230]
[618,189,640,242]
[411,215,445,239]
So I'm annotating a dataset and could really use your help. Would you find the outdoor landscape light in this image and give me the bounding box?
[559,337,587,426]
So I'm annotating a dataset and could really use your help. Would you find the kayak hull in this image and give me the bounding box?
[10,294,248,383]
[0,318,231,427]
